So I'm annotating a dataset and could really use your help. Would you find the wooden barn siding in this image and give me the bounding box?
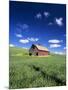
[29,47,38,52]
[38,50,49,56]
[29,47,38,55]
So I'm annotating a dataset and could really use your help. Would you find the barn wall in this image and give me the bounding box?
[38,50,49,56]
[29,46,38,55]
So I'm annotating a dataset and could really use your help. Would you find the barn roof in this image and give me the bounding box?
[35,44,49,51]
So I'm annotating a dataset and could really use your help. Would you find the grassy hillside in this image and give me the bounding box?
[9,47,66,89]
[9,47,29,56]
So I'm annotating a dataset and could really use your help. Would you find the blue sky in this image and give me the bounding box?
[9,1,66,54]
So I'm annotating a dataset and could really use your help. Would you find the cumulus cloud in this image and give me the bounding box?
[50,44,61,48]
[27,37,39,42]
[9,44,15,47]
[22,47,28,49]
[55,17,63,26]
[48,22,53,25]
[64,47,66,50]
[35,13,42,19]
[16,34,22,38]
[64,34,66,37]
[48,39,63,43]
[35,11,50,19]
[19,39,29,44]
[54,51,64,55]
[17,23,29,30]
[22,24,29,29]
[19,37,39,44]
[44,12,50,17]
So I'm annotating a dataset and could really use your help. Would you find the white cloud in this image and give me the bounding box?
[48,39,63,43]
[19,39,29,44]
[54,51,64,55]
[64,47,66,50]
[16,34,22,38]
[19,37,39,44]
[22,47,28,49]
[55,17,63,26]
[48,22,53,25]
[35,38,39,41]
[50,44,61,48]
[35,13,42,19]
[17,23,29,30]
[64,34,66,37]
[9,44,14,47]
[44,12,50,17]
[27,37,39,42]
[22,24,29,29]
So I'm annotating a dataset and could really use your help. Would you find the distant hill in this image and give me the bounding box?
[9,47,29,56]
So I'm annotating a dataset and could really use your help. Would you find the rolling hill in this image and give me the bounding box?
[9,47,66,89]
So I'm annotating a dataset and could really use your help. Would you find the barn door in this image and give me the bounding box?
[36,52,38,56]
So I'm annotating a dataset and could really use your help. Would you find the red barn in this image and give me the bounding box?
[29,44,49,56]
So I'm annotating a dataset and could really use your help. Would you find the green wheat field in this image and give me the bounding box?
[9,47,66,89]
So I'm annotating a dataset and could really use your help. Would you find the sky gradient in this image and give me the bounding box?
[9,1,66,54]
